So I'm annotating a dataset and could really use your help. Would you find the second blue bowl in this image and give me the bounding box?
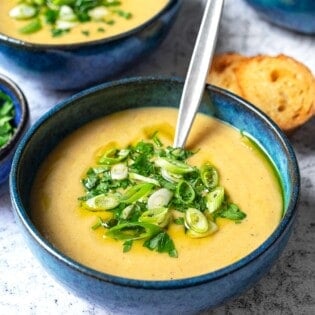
[245,0,315,34]
[0,1,180,90]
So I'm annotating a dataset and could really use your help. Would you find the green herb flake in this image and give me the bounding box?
[123,240,133,253]
[113,9,132,19]
[81,30,90,36]
[214,203,247,221]
[105,19,115,25]
[0,91,15,149]
[45,9,59,25]
[174,217,184,225]
[51,28,70,37]
[144,232,178,258]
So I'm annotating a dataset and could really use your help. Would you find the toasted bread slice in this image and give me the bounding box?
[235,54,315,132]
[208,53,247,95]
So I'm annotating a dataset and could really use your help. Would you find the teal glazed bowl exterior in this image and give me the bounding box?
[245,0,315,34]
[0,74,29,186]
[0,1,180,91]
[10,77,299,314]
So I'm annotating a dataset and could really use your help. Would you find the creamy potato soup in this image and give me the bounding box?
[0,0,169,44]
[31,107,283,280]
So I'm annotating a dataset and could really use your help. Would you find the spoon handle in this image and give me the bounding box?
[173,0,224,148]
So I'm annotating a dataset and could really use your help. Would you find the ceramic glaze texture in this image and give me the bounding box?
[0,1,180,90]
[10,78,299,315]
[0,74,28,185]
[245,0,315,34]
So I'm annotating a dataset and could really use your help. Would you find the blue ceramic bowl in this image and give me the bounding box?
[245,0,315,34]
[0,74,29,186]
[0,1,180,91]
[10,77,299,314]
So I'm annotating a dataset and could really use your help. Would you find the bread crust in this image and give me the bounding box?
[208,53,246,95]
[207,53,315,133]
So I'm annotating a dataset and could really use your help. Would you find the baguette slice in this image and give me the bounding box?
[208,53,247,95]
[235,54,315,132]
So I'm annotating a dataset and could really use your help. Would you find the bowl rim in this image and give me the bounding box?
[0,73,29,160]
[10,76,300,290]
[0,0,178,51]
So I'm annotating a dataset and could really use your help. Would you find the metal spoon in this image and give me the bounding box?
[173,0,224,148]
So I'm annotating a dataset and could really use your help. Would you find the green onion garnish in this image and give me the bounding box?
[79,135,247,257]
[9,0,134,38]
[19,18,42,34]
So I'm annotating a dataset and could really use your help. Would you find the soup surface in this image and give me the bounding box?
[0,0,169,44]
[31,107,283,280]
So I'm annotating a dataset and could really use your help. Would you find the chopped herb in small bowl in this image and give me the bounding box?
[0,74,29,186]
[0,91,15,149]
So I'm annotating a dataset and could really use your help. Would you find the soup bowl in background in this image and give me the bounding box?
[10,77,299,314]
[0,1,180,91]
[245,0,315,34]
[0,73,29,187]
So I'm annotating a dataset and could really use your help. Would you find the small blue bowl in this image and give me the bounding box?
[10,77,299,314]
[245,0,315,34]
[0,1,180,91]
[0,74,29,186]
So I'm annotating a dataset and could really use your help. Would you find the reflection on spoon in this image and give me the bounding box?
[173,0,224,148]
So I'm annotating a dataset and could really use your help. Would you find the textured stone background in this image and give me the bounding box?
[0,0,314,314]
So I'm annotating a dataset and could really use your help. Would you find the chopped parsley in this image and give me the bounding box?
[0,91,15,148]
[80,135,246,257]
[81,30,90,36]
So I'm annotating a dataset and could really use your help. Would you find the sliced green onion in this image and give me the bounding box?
[184,208,209,234]
[120,204,134,220]
[59,5,77,22]
[110,163,128,180]
[88,6,109,21]
[10,4,37,20]
[129,172,160,186]
[186,220,218,238]
[92,166,110,174]
[154,157,195,175]
[19,18,42,34]
[121,183,154,204]
[147,188,173,210]
[91,217,103,230]
[55,20,78,30]
[99,148,130,165]
[106,222,161,241]
[176,180,195,204]
[200,164,219,189]
[139,207,171,228]
[82,193,120,211]
[205,186,225,214]
[160,169,182,183]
